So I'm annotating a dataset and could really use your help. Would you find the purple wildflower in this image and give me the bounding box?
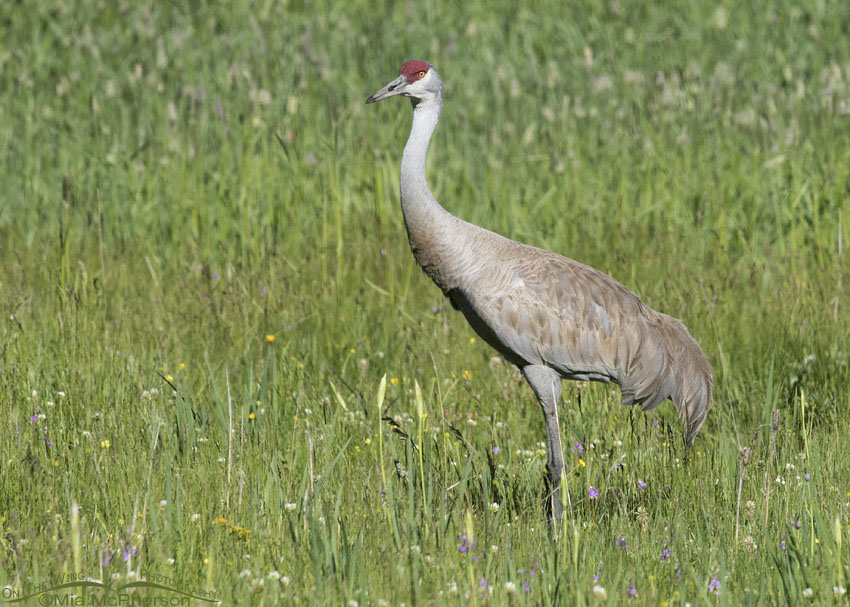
[101,550,113,567]
[492,446,500,454]
[588,486,599,499]
[29,414,37,423]
[804,472,810,482]
[480,578,487,589]
[637,479,647,491]
[653,420,660,427]
[779,540,786,550]
[524,582,530,593]
[661,549,671,562]
[615,536,629,550]
[529,570,535,579]
[458,534,475,554]
[627,584,637,598]
[708,574,721,595]
[572,442,584,456]
[593,573,599,582]
[212,273,219,280]
[123,546,136,561]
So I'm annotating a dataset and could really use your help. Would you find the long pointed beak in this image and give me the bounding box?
[366,75,407,104]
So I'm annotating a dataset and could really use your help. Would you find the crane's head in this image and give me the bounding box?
[366,60,441,105]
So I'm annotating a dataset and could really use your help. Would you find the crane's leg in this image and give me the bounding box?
[522,365,565,524]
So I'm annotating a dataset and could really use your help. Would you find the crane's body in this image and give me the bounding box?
[368,61,713,521]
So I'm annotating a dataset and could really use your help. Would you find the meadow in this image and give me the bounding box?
[1,0,849,604]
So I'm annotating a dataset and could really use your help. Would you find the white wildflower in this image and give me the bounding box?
[714,6,728,29]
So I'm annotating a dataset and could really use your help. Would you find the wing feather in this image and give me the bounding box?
[446,235,712,442]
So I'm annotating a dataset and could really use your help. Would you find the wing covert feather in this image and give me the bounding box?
[446,235,712,443]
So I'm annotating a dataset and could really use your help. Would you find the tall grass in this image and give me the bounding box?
[1,0,849,604]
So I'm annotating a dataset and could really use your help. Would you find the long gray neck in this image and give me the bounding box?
[400,96,448,229]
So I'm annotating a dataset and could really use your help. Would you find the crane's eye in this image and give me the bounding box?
[418,70,426,78]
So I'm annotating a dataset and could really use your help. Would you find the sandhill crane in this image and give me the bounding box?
[367,61,713,521]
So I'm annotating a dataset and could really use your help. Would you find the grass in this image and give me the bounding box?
[1,0,849,604]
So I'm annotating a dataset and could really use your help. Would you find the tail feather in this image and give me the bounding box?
[620,315,713,444]
[669,320,713,445]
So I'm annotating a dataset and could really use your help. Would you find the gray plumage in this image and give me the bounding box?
[368,61,713,520]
